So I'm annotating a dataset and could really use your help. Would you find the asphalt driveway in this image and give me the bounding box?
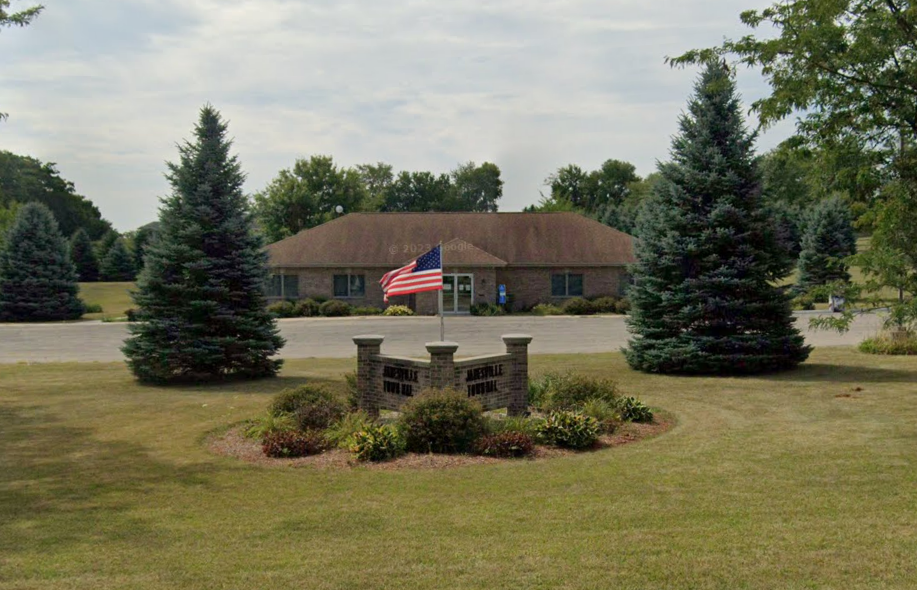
[0,312,884,363]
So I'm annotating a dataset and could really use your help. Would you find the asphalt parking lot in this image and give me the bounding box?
[0,312,884,363]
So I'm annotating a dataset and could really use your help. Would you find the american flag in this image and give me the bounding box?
[380,245,443,303]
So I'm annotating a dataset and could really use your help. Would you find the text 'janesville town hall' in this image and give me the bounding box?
[264,212,636,314]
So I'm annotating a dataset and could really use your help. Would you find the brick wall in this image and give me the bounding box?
[271,265,627,313]
[496,266,629,310]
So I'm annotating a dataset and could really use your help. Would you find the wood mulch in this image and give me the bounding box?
[207,413,674,471]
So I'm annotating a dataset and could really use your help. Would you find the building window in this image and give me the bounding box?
[551,273,583,297]
[333,274,365,298]
[266,274,299,299]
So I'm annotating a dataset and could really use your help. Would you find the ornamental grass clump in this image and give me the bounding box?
[536,371,619,411]
[398,388,485,454]
[269,385,347,431]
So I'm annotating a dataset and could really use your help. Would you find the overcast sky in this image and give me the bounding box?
[0,0,795,232]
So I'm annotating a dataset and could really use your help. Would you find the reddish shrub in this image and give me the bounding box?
[474,431,535,458]
[261,430,329,458]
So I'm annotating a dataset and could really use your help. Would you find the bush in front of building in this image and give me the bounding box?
[531,303,563,316]
[351,305,383,316]
[398,388,485,454]
[474,431,535,458]
[319,299,352,317]
[349,424,406,462]
[294,298,321,317]
[0,202,85,322]
[614,298,631,314]
[536,410,599,449]
[589,296,619,314]
[625,62,809,375]
[267,300,297,318]
[382,305,414,316]
[562,297,596,315]
[470,302,505,316]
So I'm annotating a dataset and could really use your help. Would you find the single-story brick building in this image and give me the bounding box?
[264,212,635,314]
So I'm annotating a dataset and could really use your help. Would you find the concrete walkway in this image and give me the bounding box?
[0,312,884,364]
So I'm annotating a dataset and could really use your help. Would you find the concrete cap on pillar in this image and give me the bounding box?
[353,335,385,346]
[502,334,533,345]
[425,341,459,354]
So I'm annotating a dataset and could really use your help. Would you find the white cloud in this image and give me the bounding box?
[0,0,789,230]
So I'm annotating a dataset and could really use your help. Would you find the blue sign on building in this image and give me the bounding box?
[498,284,507,305]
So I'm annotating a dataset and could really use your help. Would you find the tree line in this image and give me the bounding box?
[252,158,503,243]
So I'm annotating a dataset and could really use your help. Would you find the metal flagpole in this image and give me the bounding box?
[438,241,445,341]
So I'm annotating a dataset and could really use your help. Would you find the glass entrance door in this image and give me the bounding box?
[442,274,474,313]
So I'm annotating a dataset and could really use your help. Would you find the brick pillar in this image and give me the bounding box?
[503,334,533,417]
[353,335,384,417]
[425,341,459,390]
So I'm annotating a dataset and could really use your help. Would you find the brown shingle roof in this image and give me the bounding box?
[266,212,635,267]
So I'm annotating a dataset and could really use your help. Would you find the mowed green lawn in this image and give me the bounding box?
[78,282,135,320]
[2,350,916,589]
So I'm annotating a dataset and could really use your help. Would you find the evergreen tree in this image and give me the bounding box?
[0,202,84,321]
[132,222,159,271]
[100,238,136,282]
[70,228,100,282]
[624,62,810,374]
[123,105,284,383]
[796,196,857,290]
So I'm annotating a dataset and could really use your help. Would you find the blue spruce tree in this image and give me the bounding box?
[625,63,810,374]
[123,106,284,382]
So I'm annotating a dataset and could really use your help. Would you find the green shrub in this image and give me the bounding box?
[485,415,538,437]
[614,298,631,314]
[319,299,352,317]
[617,396,654,423]
[352,306,383,316]
[294,298,320,317]
[267,300,297,318]
[581,398,621,434]
[590,296,619,313]
[311,295,329,304]
[470,302,506,316]
[325,410,376,448]
[532,303,563,316]
[858,332,917,355]
[537,411,599,449]
[83,303,103,314]
[244,412,297,439]
[399,388,485,454]
[792,294,816,311]
[269,385,347,431]
[349,424,406,462]
[474,431,535,458]
[343,371,359,409]
[262,430,330,458]
[124,308,138,321]
[383,305,414,316]
[562,297,596,315]
[536,371,619,411]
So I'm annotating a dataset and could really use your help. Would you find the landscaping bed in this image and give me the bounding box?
[208,412,674,470]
